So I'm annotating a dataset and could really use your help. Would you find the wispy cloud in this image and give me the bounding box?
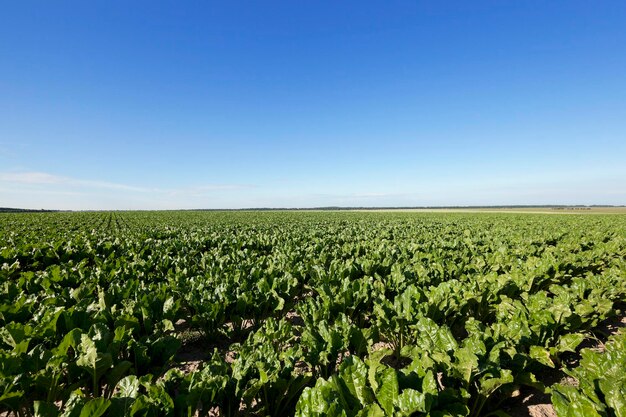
[0,171,151,192]
[350,192,410,199]
[0,171,253,196]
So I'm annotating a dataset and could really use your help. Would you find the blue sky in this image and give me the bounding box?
[1,1,625,209]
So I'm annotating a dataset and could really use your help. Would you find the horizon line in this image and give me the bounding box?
[2,204,625,213]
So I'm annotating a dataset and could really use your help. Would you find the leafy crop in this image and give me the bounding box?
[0,211,625,416]
[552,331,626,416]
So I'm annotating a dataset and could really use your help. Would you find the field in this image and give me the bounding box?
[358,207,626,214]
[1,211,625,417]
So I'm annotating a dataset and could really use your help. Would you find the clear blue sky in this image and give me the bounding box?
[1,1,625,209]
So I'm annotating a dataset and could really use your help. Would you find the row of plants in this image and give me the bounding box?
[0,211,624,416]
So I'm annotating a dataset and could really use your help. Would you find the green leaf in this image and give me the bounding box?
[77,335,113,372]
[422,370,438,396]
[56,328,83,355]
[145,383,175,411]
[479,369,514,397]
[113,375,140,398]
[34,401,59,417]
[395,388,428,414]
[129,395,152,416]
[529,345,555,368]
[413,317,457,353]
[106,361,132,390]
[515,371,546,393]
[359,403,385,417]
[275,294,285,311]
[108,397,136,417]
[59,390,86,417]
[340,356,373,405]
[367,348,392,393]
[598,379,626,417]
[295,379,342,417]
[375,367,399,415]
[556,333,585,354]
[160,319,175,332]
[163,297,175,315]
[551,385,604,417]
[453,346,479,384]
[0,322,32,353]
[79,398,110,417]
[0,389,24,410]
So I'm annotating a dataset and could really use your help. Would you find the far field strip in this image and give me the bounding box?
[351,207,626,214]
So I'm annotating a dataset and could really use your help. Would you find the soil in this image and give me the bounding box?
[285,309,305,327]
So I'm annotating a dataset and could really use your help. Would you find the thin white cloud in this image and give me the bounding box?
[351,192,401,198]
[0,171,147,191]
[2,170,623,210]
[0,171,252,196]
[0,171,65,185]
[0,186,86,196]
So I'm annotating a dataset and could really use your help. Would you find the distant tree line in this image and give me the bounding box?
[0,207,59,213]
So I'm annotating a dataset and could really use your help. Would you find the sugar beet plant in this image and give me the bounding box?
[0,211,625,416]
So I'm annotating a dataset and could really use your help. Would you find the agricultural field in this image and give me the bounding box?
[1,211,625,417]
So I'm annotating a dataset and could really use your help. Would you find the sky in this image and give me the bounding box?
[1,1,625,210]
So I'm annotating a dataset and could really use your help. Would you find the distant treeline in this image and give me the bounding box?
[550,207,591,210]
[195,205,625,212]
[0,208,59,213]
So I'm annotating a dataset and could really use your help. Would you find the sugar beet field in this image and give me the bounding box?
[1,211,625,417]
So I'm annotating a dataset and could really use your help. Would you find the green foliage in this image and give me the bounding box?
[0,211,625,416]
[552,331,626,417]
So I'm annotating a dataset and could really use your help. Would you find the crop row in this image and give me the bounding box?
[0,211,625,416]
